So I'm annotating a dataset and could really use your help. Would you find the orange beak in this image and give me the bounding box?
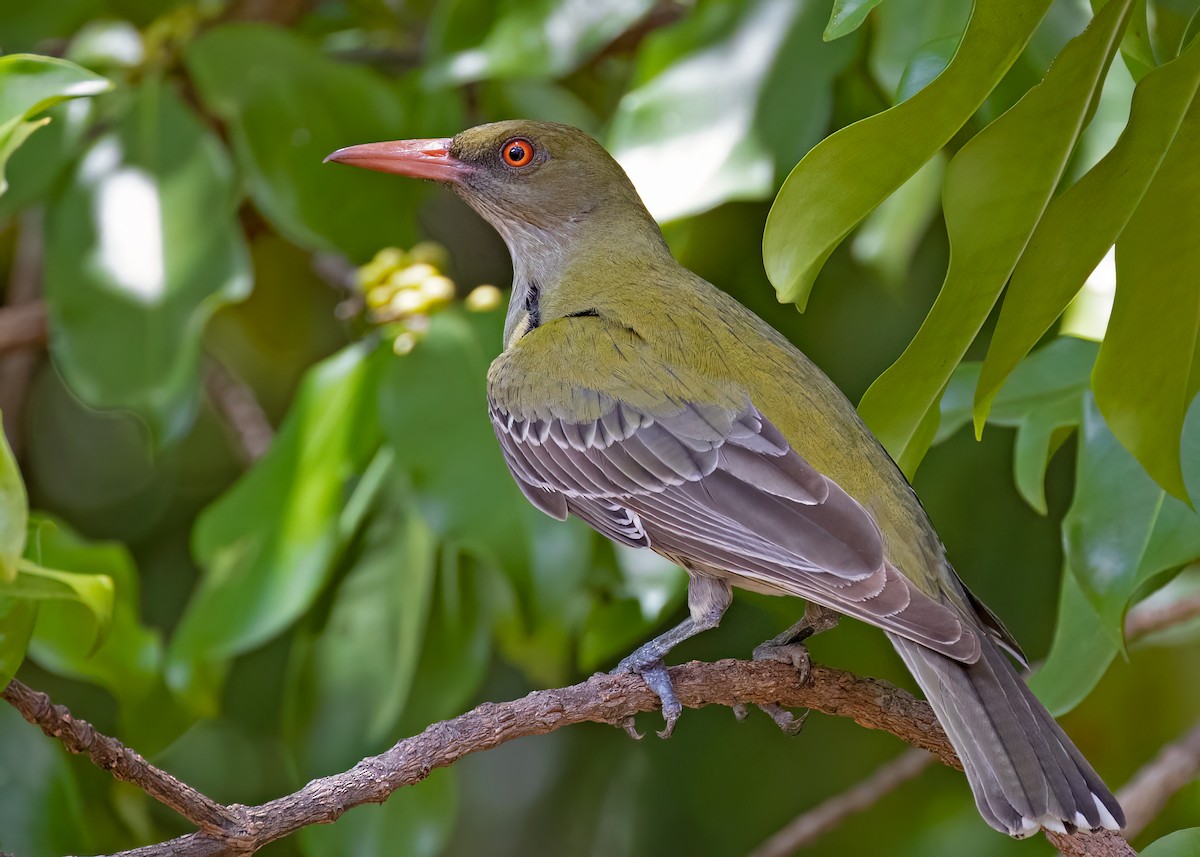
[323,138,468,183]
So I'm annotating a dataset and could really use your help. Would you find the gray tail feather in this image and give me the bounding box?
[888,632,1125,837]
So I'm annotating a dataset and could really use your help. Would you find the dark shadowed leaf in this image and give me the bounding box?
[1141,828,1200,857]
[44,78,251,442]
[763,0,1051,309]
[858,0,1129,470]
[976,34,1200,434]
[1028,567,1115,716]
[167,343,386,715]
[186,24,421,262]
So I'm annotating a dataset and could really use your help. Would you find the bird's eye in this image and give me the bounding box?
[501,138,535,168]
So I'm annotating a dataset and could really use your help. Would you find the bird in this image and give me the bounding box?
[325,120,1124,839]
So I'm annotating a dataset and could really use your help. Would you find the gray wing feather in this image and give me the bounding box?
[490,399,978,662]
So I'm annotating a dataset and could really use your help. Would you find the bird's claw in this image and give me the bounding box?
[612,657,682,739]
[735,638,812,735]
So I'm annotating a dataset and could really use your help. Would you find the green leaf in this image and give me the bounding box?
[298,769,456,857]
[0,53,111,194]
[24,515,161,713]
[425,0,654,84]
[377,311,528,574]
[1028,567,1116,716]
[851,153,945,291]
[43,78,251,443]
[858,0,1130,470]
[824,0,885,41]
[167,343,385,715]
[1121,0,1158,80]
[1,560,114,645]
[1064,394,1200,645]
[763,0,1052,309]
[0,596,37,689]
[975,33,1200,432]
[1,416,28,583]
[186,24,421,262]
[288,492,438,777]
[1092,99,1200,501]
[608,0,854,221]
[1141,828,1200,857]
[940,338,1097,513]
[0,704,89,856]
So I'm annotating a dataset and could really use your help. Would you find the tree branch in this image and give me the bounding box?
[0,679,238,835]
[747,748,934,857]
[1117,718,1200,840]
[0,658,1134,857]
[1126,593,1200,642]
[0,299,47,355]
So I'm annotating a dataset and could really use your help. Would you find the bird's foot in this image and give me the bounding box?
[613,653,683,739]
[740,637,815,736]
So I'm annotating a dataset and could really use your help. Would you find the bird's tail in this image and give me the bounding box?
[888,631,1124,837]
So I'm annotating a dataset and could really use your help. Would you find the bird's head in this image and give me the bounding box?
[325,120,661,266]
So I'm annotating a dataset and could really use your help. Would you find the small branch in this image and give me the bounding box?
[1116,719,1200,839]
[0,679,238,835]
[1126,593,1200,642]
[204,361,274,462]
[0,299,47,354]
[0,657,1113,857]
[747,748,934,857]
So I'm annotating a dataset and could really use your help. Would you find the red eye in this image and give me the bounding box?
[501,138,534,167]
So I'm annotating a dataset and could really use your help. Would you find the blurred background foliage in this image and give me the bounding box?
[1,0,1199,855]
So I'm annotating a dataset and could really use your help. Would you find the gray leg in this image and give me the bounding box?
[740,602,841,735]
[613,574,732,739]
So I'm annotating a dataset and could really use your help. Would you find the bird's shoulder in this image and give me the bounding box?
[487,309,748,423]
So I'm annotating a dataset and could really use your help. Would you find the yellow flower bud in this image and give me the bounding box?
[420,275,456,304]
[392,331,418,355]
[390,288,430,316]
[372,247,407,270]
[365,285,395,309]
[465,284,503,312]
[407,241,450,271]
[388,263,437,289]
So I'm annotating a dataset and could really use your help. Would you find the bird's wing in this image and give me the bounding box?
[490,396,979,663]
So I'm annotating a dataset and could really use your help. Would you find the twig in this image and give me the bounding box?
[1117,719,1200,839]
[0,299,47,355]
[747,748,934,857]
[0,658,1123,857]
[0,679,238,835]
[204,361,274,462]
[1126,594,1200,642]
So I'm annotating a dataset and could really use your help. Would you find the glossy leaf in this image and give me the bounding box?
[858,0,1130,470]
[851,153,944,290]
[377,310,528,574]
[824,0,885,41]
[763,0,1051,309]
[1092,97,1200,501]
[288,491,438,777]
[0,53,110,194]
[609,0,854,222]
[975,33,1200,432]
[0,417,27,583]
[0,704,89,856]
[1064,395,1200,644]
[44,79,251,442]
[425,0,654,84]
[186,24,421,262]
[1028,567,1115,716]
[1142,829,1200,857]
[167,343,386,715]
[25,516,160,713]
[0,597,37,689]
[1,561,114,646]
